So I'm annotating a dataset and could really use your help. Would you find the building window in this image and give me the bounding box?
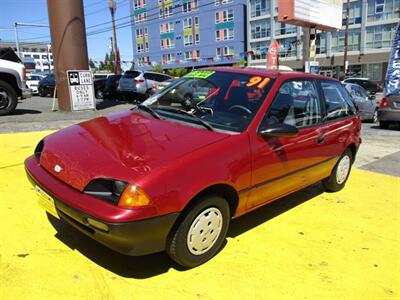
[215,0,233,6]
[137,56,149,66]
[331,29,361,52]
[33,54,40,59]
[160,22,174,33]
[366,24,396,49]
[183,0,198,13]
[160,38,175,49]
[342,1,362,25]
[375,0,385,13]
[136,27,148,53]
[249,41,270,60]
[162,53,176,64]
[277,37,298,57]
[216,46,234,57]
[134,12,147,23]
[251,20,270,39]
[216,28,234,41]
[159,3,173,18]
[250,0,270,18]
[133,0,146,9]
[184,50,200,60]
[215,9,234,23]
[274,18,297,36]
[367,0,400,22]
[183,16,200,46]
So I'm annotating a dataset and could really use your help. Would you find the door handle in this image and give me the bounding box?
[317,136,325,144]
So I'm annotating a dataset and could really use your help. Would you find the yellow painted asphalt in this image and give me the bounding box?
[1,131,399,300]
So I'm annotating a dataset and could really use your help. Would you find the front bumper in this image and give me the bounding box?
[378,109,400,122]
[25,156,179,256]
[21,87,32,99]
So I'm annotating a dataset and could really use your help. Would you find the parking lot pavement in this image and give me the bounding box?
[0,96,132,133]
[1,131,399,299]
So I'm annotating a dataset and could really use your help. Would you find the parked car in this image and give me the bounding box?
[103,74,122,100]
[25,68,361,268]
[378,94,400,129]
[94,78,107,99]
[343,78,382,95]
[26,74,44,95]
[0,47,32,115]
[344,83,378,122]
[118,70,172,101]
[153,78,175,93]
[38,73,56,97]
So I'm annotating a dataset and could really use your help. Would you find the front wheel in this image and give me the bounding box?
[323,149,353,192]
[0,80,18,116]
[166,195,230,268]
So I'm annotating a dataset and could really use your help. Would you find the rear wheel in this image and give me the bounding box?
[371,109,378,123]
[379,121,389,129]
[0,80,18,116]
[323,149,353,192]
[166,195,230,268]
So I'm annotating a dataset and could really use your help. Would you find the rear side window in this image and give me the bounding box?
[321,80,357,121]
[260,80,322,130]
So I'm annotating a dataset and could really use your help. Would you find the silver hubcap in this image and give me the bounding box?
[336,155,351,184]
[373,111,378,123]
[187,207,223,255]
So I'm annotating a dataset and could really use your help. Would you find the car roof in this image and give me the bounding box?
[205,66,335,81]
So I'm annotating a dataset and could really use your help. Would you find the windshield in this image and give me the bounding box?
[142,70,275,132]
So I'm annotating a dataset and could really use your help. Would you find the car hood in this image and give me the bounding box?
[39,111,229,191]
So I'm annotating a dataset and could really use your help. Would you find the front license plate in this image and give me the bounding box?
[35,185,59,219]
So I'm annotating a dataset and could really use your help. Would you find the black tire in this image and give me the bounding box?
[166,195,230,268]
[371,109,378,123]
[0,80,18,116]
[323,149,353,192]
[379,121,389,129]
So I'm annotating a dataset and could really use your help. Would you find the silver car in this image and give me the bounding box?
[118,70,172,101]
[344,83,378,122]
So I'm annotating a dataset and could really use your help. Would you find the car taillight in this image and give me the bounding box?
[23,68,27,80]
[380,97,388,108]
[135,79,144,83]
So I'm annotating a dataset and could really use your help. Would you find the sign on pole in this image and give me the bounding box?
[278,0,343,31]
[267,40,280,70]
[67,70,96,111]
[384,24,400,96]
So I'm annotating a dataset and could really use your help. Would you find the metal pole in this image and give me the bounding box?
[302,27,310,72]
[109,0,121,74]
[13,22,21,58]
[343,0,350,79]
[47,0,89,112]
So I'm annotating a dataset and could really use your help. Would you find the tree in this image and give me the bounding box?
[151,64,164,73]
[89,59,96,70]
[167,67,187,77]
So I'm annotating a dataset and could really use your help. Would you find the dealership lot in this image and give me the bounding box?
[1,122,399,299]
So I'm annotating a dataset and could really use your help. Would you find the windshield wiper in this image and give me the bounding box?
[157,106,214,131]
[131,104,161,120]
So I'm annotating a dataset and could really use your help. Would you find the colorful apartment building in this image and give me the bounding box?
[130,0,247,69]
[247,0,400,81]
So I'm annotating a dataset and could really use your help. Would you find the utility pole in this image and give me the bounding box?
[343,0,350,79]
[302,27,310,72]
[47,0,89,112]
[108,0,121,74]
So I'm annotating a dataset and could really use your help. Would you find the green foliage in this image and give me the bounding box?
[151,64,164,73]
[167,67,188,77]
[97,52,114,72]
[130,63,135,71]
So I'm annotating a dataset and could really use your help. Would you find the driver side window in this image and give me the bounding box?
[260,80,322,131]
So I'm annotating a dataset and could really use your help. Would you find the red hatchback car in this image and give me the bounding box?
[25,68,361,268]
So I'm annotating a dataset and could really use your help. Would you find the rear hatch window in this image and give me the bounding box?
[122,71,140,79]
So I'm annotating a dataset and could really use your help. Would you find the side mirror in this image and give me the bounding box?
[258,123,299,138]
[368,95,376,101]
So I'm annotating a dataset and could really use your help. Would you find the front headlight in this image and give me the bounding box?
[84,178,128,205]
